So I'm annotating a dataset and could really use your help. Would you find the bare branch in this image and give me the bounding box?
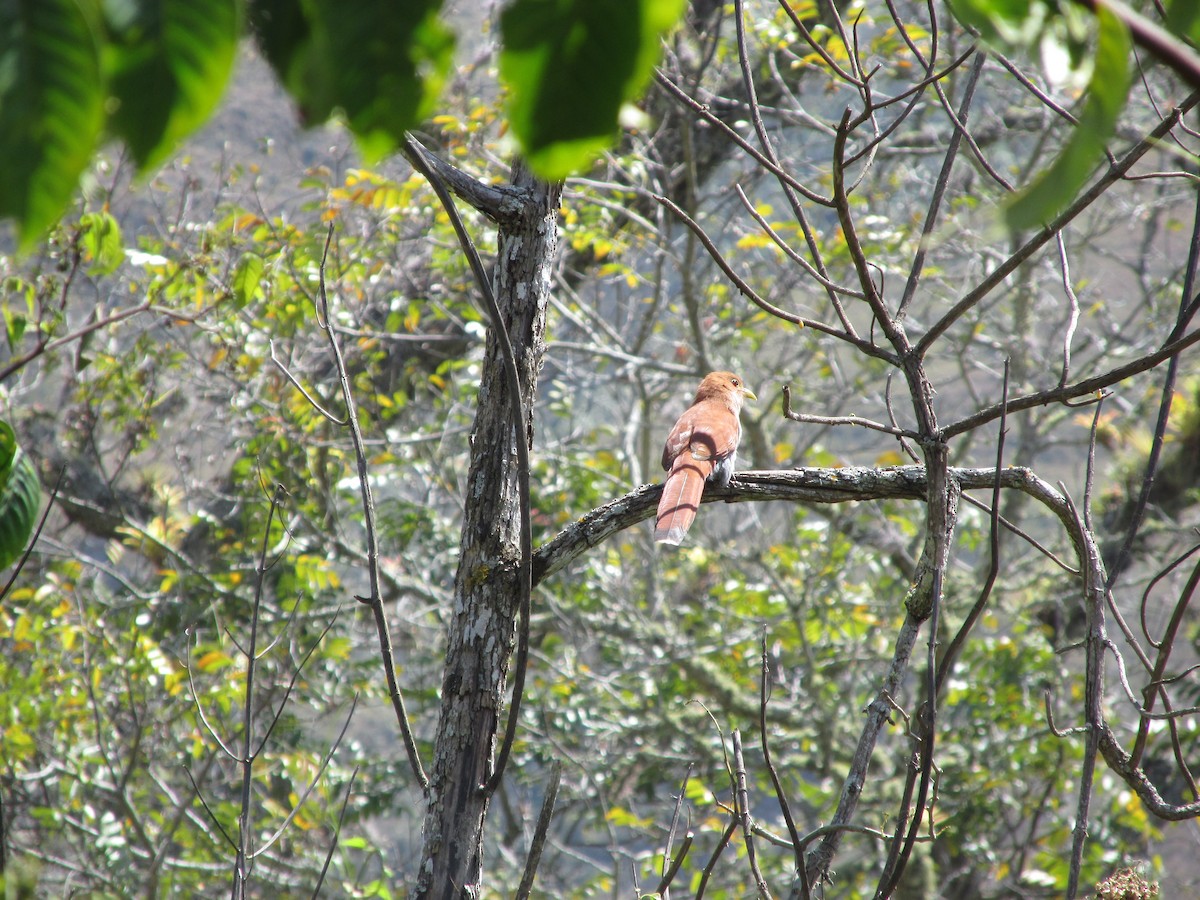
[515,763,563,900]
[782,383,921,439]
[759,640,806,900]
[944,324,1200,438]
[651,191,899,364]
[309,766,360,900]
[918,91,1200,358]
[534,465,1079,586]
[309,224,428,789]
[731,729,773,899]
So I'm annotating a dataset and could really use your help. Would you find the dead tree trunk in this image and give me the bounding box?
[413,158,561,899]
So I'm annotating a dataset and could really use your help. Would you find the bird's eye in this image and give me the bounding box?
[731,379,740,386]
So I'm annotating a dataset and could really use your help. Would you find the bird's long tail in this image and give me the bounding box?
[654,458,708,545]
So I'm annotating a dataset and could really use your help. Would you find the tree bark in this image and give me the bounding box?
[414,160,561,899]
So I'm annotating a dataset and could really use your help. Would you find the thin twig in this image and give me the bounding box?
[655,833,694,898]
[1103,163,1200,589]
[310,225,427,789]
[515,762,562,900]
[183,766,237,849]
[254,694,359,857]
[1130,556,1200,767]
[936,359,1009,690]
[268,340,347,426]
[652,191,898,364]
[760,639,806,900]
[918,91,1200,358]
[1140,542,1200,649]
[1055,233,1082,389]
[944,323,1200,438]
[233,483,287,898]
[309,766,360,900]
[736,0,858,336]
[651,72,833,207]
[695,817,738,900]
[734,184,864,301]
[0,468,60,600]
[897,52,987,319]
[660,763,693,900]
[783,384,921,439]
[1063,487,1103,900]
[0,300,152,384]
[186,636,241,762]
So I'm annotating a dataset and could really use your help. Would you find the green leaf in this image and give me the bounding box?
[232,251,265,307]
[1165,0,1200,47]
[246,0,309,80]
[500,0,686,179]
[275,0,454,163]
[3,308,27,351]
[0,421,41,570]
[103,0,241,170]
[1006,6,1132,230]
[2,277,34,350]
[79,210,124,275]
[0,0,105,250]
[946,0,1041,47]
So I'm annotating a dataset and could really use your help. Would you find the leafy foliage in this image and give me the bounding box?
[105,0,241,170]
[0,420,40,569]
[0,0,105,248]
[500,0,687,179]
[946,0,1192,228]
[2,0,1199,896]
[0,0,688,248]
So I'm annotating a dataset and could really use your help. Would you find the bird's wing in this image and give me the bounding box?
[673,400,741,465]
[655,394,744,545]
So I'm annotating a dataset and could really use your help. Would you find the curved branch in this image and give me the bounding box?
[403,137,538,798]
[944,324,1200,438]
[533,465,1071,586]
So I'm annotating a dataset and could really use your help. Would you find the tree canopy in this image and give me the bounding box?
[2,1,1200,898]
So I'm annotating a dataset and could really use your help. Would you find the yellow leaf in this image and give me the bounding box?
[736,232,774,250]
[232,213,262,232]
[196,650,231,672]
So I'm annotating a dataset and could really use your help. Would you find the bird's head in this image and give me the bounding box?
[694,371,756,413]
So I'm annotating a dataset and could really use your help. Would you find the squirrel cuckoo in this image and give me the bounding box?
[654,372,756,545]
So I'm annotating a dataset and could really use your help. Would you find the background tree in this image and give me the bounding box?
[2,1,1200,898]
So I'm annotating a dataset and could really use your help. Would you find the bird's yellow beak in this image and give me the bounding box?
[741,386,757,402]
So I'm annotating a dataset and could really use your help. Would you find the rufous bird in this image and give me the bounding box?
[654,372,756,545]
